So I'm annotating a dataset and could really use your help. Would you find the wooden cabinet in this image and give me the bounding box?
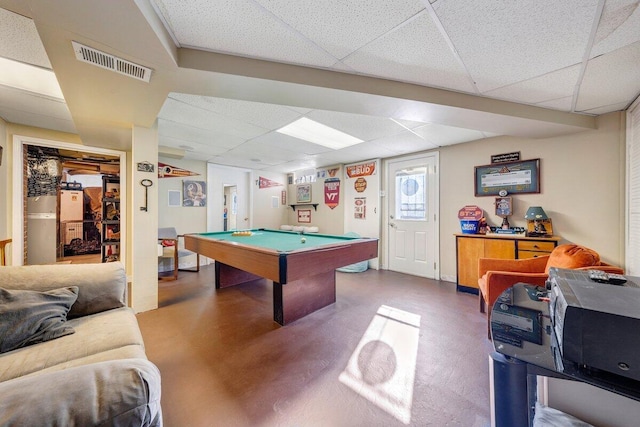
[455,233,561,293]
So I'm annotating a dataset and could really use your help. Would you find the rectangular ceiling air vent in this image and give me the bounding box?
[72,41,152,83]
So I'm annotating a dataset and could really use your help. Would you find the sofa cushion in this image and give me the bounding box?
[545,244,601,274]
[0,359,162,427]
[0,307,145,382]
[0,286,78,354]
[0,262,126,318]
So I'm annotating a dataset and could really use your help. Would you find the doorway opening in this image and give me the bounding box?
[223,185,237,231]
[12,135,126,266]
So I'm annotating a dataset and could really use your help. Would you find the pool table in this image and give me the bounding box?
[184,229,378,325]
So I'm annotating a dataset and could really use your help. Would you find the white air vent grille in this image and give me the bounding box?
[72,41,152,83]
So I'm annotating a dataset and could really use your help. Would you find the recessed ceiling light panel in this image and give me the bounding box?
[276,117,363,150]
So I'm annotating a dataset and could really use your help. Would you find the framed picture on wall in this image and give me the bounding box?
[183,180,206,207]
[296,184,312,203]
[475,159,540,197]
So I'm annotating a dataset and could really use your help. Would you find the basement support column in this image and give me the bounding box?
[130,123,159,312]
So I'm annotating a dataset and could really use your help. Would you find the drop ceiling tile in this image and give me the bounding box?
[0,86,72,120]
[250,131,332,155]
[307,142,385,165]
[0,8,51,68]
[433,0,599,92]
[411,124,486,147]
[591,0,640,57]
[158,136,230,156]
[159,97,268,139]
[158,119,247,149]
[581,101,631,115]
[576,40,640,111]
[153,0,337,68]
[0,105,76,134]
[226,140,303,163]
[254,0,425,60]
[343,13,475,93]
[370,129,439,153]
[483,64,582,105]
[168,93,303,130]
[534,96,574,112]
[306,109,409,141]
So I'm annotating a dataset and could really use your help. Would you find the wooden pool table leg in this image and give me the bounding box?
[273,270,336,325]
[215,261,262,288]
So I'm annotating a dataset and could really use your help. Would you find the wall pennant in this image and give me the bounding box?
[324,178,340,210]
[158,162,199,178]
[258,176,283,189]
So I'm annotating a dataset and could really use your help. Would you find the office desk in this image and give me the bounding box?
[184,229,378,325]
[490,282,640,426]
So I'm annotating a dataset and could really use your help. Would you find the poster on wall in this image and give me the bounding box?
[183,180,206,207]
[324,178,340,210]
[354,197,366,219]
[297,209,311,223]
[158,162,199,178]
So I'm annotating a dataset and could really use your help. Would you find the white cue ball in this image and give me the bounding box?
[301,237,306,243]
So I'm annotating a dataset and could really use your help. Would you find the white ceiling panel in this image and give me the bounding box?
[591,0,640,57]
[158,119,248,149]
[249,132,332,155]
[483,64,582,106]
[226,140,303,163]
[0,105,76,134]
[159,98,268,139]
[3,1,640,175]
[254,0,425,60]
[343,13,476,93]
[168,93,303,130]
[434,0,599,92]
[366,131,438,155]
[0,8,51,68]
[534,96,574,112]
[159,138,231,159]
[152,0,337,68]
[576,40,640,112]
[306,109,411,141]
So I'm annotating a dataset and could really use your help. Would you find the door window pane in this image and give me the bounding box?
[395,167,427,220]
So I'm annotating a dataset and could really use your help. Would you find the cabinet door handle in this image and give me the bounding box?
[533,244,539,249]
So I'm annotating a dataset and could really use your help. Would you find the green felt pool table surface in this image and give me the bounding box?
[193,229,361,252]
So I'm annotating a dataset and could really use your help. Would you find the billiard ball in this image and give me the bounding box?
[301,237,306,243]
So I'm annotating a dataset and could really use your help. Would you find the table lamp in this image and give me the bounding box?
[524,206,550,237]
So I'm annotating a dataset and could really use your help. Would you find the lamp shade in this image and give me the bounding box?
[524,206,548,220]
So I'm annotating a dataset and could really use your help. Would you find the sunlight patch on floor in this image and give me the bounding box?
[339,305,421,424]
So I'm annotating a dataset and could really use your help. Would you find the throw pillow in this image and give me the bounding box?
[0,286,79,354]
[545,244,601,274]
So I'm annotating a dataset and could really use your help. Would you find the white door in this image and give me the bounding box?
[344,159,380,268]
[387,153,439,279]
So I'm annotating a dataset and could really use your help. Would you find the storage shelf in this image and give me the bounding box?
[289,203,318,211]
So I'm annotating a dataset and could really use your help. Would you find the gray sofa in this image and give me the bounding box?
[0,262,162,426]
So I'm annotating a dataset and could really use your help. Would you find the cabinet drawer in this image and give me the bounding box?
[517,240,556,253]
[518,250,551,259]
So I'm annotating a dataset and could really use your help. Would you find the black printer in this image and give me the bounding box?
[547,267,640,381]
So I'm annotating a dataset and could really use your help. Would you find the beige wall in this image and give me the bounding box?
[286,165,345,235]
[157,156,208,234]
[2,111,627,290]
[252,171,289,229]
[439,111,625,280]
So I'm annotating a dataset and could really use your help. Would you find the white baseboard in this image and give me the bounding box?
[440,274,456,283]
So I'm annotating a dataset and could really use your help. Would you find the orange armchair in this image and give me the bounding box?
[478,244,623,337]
